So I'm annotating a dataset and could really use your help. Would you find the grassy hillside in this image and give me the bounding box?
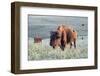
[28,15,88,60]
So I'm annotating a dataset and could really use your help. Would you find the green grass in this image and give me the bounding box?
[28,37,88,60]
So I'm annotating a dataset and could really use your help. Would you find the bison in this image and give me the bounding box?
[50,25,77,50]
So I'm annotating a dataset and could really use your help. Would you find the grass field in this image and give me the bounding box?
[28,36,88,61]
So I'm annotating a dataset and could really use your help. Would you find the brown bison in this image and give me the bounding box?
[34,37,42,43]
[50,25,77,50]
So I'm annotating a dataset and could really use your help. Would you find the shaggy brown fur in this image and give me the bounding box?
[50,25,77,50]
[57,25,77,50]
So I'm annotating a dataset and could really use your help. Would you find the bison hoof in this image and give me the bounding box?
[53,46,55,49]
[60,46,65,51]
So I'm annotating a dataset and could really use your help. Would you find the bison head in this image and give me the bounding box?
[50,31,61,49]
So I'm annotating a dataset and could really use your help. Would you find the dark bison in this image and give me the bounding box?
[50,31,61,48]
[50,25,77,50]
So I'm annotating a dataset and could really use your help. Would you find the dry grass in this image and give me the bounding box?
[28,37,88,60]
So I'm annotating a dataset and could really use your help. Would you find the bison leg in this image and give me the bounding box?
[60,46,64,51]
[74,39,76,48]
[60,39,66,51]
[70,42,72,48]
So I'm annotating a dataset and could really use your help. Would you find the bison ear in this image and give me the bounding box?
[50,31,57,35]
[50,31,55,36]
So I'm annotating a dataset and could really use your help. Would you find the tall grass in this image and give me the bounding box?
[28,37,88,60]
